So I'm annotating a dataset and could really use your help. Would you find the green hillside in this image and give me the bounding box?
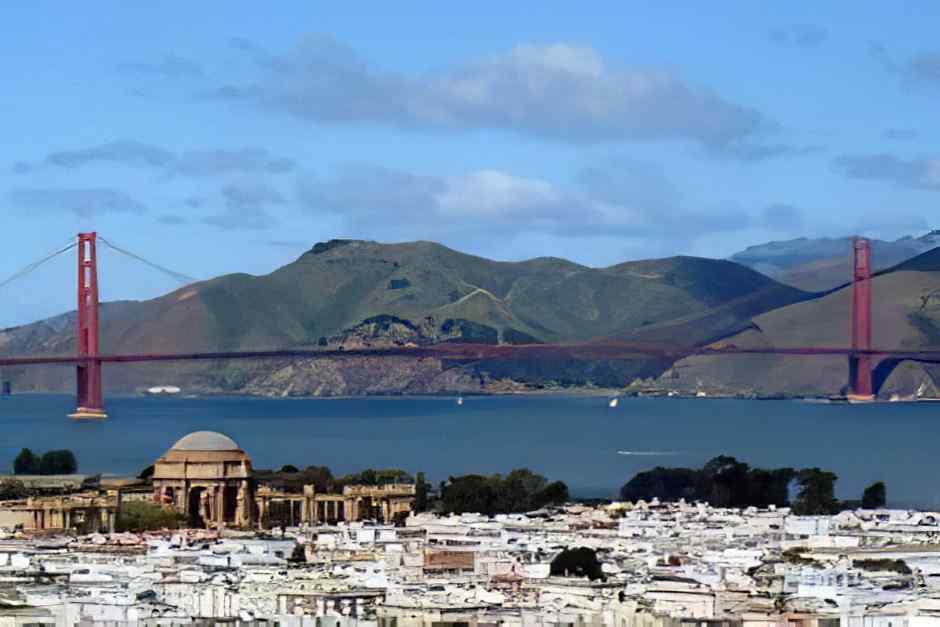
[664,246,940,397]
[0,239,809,396]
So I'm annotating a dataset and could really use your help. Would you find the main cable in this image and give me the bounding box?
[98,236,197,284]
[0,241,77,292]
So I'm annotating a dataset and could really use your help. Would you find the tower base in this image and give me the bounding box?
[68,407,108,420]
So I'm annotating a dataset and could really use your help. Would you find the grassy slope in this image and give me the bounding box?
[0,240,809,393]
[668,247,940,396]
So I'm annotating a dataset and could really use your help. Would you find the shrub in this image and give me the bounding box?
[0,479,29,501]
[13,449,40,475]
[550,547,605,581]
[862,481,887,509]
[853,559,911,575]
[39,450,78,475]
[116,501,184,532]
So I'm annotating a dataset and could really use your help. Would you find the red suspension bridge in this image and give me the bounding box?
[1,232,939,418]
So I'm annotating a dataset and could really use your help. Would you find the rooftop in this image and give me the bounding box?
[169,431,241,452]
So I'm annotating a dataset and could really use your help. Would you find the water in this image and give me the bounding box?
[0,394,938,507]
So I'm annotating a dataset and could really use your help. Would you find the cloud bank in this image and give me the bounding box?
[206,36,796,159]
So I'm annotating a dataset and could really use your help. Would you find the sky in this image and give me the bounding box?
[1,1,938,327]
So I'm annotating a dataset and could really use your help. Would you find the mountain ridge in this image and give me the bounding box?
[0,239,808,396]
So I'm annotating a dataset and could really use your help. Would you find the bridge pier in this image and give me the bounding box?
[69,233,107,419]
[848,237,874,401]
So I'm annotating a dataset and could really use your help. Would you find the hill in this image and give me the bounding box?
[730,231,940,292]
[0,240,808,396]
[663,246,940,398]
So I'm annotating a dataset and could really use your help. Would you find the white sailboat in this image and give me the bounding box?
[456,396,464,406]
[608,397,619,408]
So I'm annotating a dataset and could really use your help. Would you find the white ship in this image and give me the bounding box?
[145,385,182,396]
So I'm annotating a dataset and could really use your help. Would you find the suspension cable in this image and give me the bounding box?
[98,236,197,284]
[0,240,77,292]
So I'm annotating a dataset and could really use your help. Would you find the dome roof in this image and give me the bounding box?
[170,431,240,452]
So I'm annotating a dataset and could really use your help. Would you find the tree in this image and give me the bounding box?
[550,547,605,581]
[440,469,566,516]
[39,450,78,475]
[619,456,796,509]
[792,468,840,515]
[279,464,299,473]
[536,481,570,507]
[441,474,499,515]
[862,481,886,509]
[414,472,429,513]
[13,449,39,475]
[138,465,155,480]
[116,501,184,532]
[0,479,28,500]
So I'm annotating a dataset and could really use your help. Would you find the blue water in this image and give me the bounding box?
[0,395,938,507]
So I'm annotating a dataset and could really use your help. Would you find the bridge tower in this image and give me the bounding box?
[848,237,874,400]
[69,232,107,419]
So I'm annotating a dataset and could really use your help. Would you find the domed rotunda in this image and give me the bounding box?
[152,431,254,527]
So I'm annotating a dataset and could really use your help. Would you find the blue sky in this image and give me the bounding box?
[1,1,938,326]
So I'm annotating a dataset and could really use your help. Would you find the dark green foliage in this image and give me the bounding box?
[116,501,184,532]
[537,481,570,507]
[440,469,568,515]
[619,455,796,508]
[862,481,887,509]
[339,468,414,486]
[39,450,78,475]
[14,449,78,475]
[359,314,418,331]
[781,548,823,569]
[550,547,605,581]
[792,468,840,515]
[309,239,353,255]
[254,465,337,493]
[279,464,300,473]
[415,472,429,513]
[503,328,543,344]
[853,559,911,575]
[13,448,39,474]
[440,319,499,344]
[441,474,498,515]
[289,544,306,563]
[138,465,155,480]
[0,479,29,500]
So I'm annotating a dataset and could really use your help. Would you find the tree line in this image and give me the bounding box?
[620,455,886,514]
[251,464,568,516]
[13,448,78,475]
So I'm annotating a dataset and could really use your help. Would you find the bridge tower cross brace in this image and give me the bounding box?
[849,237,874,399]
[70,232,107,419]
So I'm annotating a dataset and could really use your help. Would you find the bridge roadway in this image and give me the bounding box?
[3,342,940,367]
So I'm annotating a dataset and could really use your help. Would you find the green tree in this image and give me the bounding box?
[116,501,184,532]
[441,474,499,515]
[792,468,840,515]
[0,479,28,500]
[550,547,605,581]
[536,481,570,507]
[862,481,886,509]
[279,464,299,473]
[39,450,78,475]
[497,469,547,513]
[414,472,429,513]
[13,448,39,475]
[138,465,155,480]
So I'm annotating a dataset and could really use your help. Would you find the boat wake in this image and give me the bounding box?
[617,450,682,456]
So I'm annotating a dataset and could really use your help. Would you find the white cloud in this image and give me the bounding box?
[207,36,793,158]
